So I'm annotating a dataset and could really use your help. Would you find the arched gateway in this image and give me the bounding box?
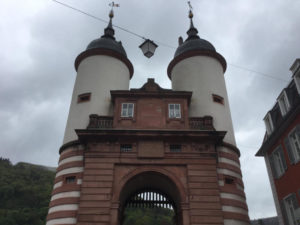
[117,171,183,225]
[46,7,250,225]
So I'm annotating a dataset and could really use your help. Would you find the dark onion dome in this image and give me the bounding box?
[86,12,127,57]
[168,10,226,79]
[174,38,216,57]
[174,12,216,57]
[86,38,127,57]
[75,10,133,77]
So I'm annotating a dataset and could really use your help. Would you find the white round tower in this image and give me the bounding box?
[63,11,133,144]
[167,11,235,145]
[168,10,250,225]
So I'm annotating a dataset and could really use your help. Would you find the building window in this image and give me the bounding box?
[264,113,274,136]
[269,146,287,178]
[77,93,91,103]
[170,145,181,152]
[212,94,224,105]
[120,144,132,152]
[65,176,76,184]
[169,104,181,118]
[121,103,134,118]
[278,90,290,116]
[283,194,300,225]
[285,126,300,164]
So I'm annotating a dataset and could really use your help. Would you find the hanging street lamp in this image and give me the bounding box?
[139,39,158,58]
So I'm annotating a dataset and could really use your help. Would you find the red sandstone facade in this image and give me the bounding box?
[256,59,300,225]
[46,79,250,225]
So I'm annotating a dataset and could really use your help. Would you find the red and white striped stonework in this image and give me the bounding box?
[217,146,250,225]
[46,144,84,225]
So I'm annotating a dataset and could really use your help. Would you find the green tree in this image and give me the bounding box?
[0,158,55,225]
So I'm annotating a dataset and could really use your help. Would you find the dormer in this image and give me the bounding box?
[264,112,274,136]
[277,89,291,116]
[290,58,300,94]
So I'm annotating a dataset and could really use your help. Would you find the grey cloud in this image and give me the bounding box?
[1,0,299,219]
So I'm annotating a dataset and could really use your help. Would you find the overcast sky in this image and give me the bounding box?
[1,0,300,220]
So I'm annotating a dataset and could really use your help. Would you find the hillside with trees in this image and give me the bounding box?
[0,158,55,225]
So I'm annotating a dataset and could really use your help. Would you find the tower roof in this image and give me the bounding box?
[86,10,127,57]
[75,9,133,77]
[167,9,227,79]
[174,10,216,57]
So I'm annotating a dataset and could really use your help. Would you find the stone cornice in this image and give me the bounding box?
[75,128,226,143]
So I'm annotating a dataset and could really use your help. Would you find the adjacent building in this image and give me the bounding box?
[256,59,300,225]
[46,9,250,225]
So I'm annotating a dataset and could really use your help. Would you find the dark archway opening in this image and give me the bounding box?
[119,172,182,225]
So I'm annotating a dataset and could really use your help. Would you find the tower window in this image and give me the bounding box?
[277,90,290,116]
[169,104,181,118]
[170,145,181,152]
[65,176,76,184]
[120,144,132,152]
[77,93,91,103]
[121,103,134,117]
[225,177,235,185]
[212,94,224,105]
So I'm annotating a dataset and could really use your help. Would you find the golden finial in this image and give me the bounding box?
[188,1,193,18]
[108,2,120,18]
[109,9,114,18]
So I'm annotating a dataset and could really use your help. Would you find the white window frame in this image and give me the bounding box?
[283,194,300,225]
[121,103,134,118]
[264,112,274,135]
[288,127,300,162]
[277,90,291,116]
[168,104,181,119]
[270,146,286,178]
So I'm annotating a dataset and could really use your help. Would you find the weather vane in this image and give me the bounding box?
[108,1,158,58]
[109,1,120,9]
[188,1,193,11]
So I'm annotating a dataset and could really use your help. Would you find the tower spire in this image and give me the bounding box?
[102,9,115,39]
[186,1,199,40]
[102,2,120,39]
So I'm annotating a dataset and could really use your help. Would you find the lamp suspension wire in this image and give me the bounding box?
[51,0,289,83]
